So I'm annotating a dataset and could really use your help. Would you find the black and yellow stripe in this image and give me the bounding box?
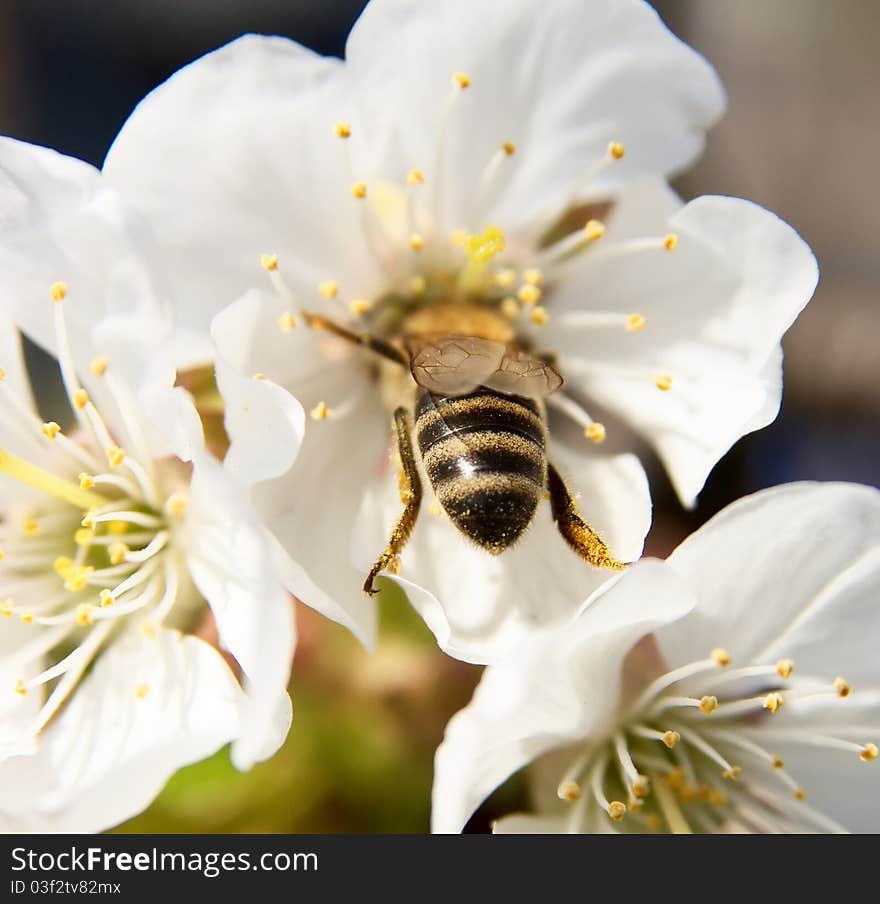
[415,387,547,553]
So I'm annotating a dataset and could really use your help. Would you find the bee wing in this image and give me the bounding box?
[484,349,564,397]
[410,336,507,396]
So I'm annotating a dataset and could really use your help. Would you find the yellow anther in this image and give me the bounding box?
[666,768,684,790]
[776,659,795,679]
[523,268,543,286]
[793,788,807,801]
[557,780,582,802]
[711,648,732,668]
[166,492,189,519]
[350,181,368,199]
[584,422,606,444]
[763,692,784,714]
[408,276,427,296]
[252,372,267,381]
[627,797,644,813]
[75,604,95,626]
[41,422,61,440]
[663,233,679,251]
[334,120,351,139]
[631,776,650,798]
[99,589,115,608]
[859,743,878,762]
[464,225,506,263]
[834,676,852,698]
[318,280,339,299]
[349,298,373,316]
[608,141,625,160]
[771,756,785,770]
[109,520,128,535]
[699,695,718,714]
[500,297,520,320]
[15,679,27,697]
[20,611,34,624]
[452,71,471,89]
[626,313,646,333]
[655,373,673,392]
[73,388,90,410]
[661,730,680,749]
[528,306,549,326]
[583,219,605,241]
[722,766,742,781]
[277,311,297,332]
[517,284,542,305]
[407,168,425,186]
[54,556,74,576]
[708,788,727,809]
[607,801,626,821]
[22,518,40,537]
[135,683,150,700]
[260,253,279,271]
[644,813,662,830]
[310,401,330,421]
[80,511,95,529]
[495,268,517,289]
[106,446,125,467]
[409,233,425,251]
[451,228,468,247]
[108,542,130,565]
[0,600,12,617]
[90,356,109,377]
[49,281,68,301]
[0,367,5,381]
[74,528,93,547]
[501,140,516,156]
[65,566,94,593]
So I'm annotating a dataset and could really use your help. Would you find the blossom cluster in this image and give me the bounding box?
[0,0,875,833]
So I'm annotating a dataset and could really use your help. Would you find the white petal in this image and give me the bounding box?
[0,311,35,411]
[0,629,243,833]
[553,195,818,506]
[185,452,296,769]
[346,0,725,232]
[430,559,696,832]
[104,35,381,339]
[659,482,880,680]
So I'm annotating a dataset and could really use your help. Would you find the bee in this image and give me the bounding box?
[303,302,625,595]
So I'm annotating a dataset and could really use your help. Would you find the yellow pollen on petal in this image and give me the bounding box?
[763,692,784,713]
[310,401,330,421]
[314,280,338,301]
[557,780,582,802]
[260,253,279,272]
[90,356,109,377]
[277,311,297,332]
[772,756,785,770]
[834,676,852,698]
[75,603,95,626]
[99,589,115,608]
[655,373,673,392]
[529,306,549,326]
[135,683,150,700]
[74,528,93,548]
[584,219,605,242]
[334,120,351,139]
[20,611,34,624]
[584,422,606,444]
[517,284,541,305]
[108,542,130,565]
[349,298,373,316]
[408,276,427,297]
[608,141,625,160]
[662,730,681,749]
[106,446,125,467]
[72,388,89,410]
[711,648,732,668]
[452,71,471,89]
[607,801,626,821]
[464,225,506,263]
[722,766,742,781]
[409,233,425,251]
[40,422,61,440]
[860,743,878,762]
[15,679,27,697]
[699,695,719,714]
[776,659,795,679]
[501,140,516,156]
[500,297,520,320]
[663,233,679,251]
[166,492,189,520]
[350,181,368,199]
[49,281,68,302]
[626,313,646,333]
[523,268,543,286]
[22,518,40,537]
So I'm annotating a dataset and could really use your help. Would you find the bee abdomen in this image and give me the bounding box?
[415,388,547,554]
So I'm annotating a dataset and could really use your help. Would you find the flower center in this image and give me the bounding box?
[0,283,190,736]
[555,649,878,834]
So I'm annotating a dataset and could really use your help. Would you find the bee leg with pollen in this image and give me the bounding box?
[364,407,423,596]
[302,312,408,366]
[546,462,626,572]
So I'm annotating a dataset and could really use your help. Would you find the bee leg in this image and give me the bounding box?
[302,311,408,367]
[364,407,423,595]
[546,462,626,571]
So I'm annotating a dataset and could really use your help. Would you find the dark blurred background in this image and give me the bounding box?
[1,0,877,832]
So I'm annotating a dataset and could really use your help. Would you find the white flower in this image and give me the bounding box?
[99,0,816,662]
[0,139,296,832]
[432,483,880,834]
